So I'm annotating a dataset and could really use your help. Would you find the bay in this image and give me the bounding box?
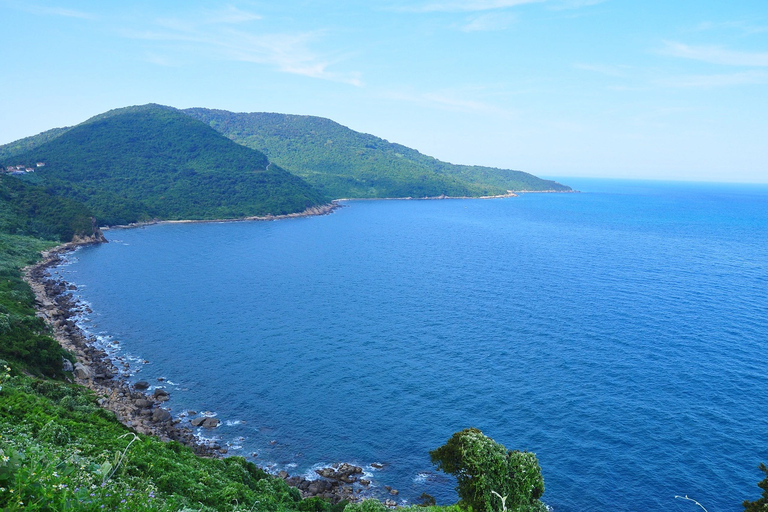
[56,179,768,511]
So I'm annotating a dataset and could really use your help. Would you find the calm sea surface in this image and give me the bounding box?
[56,179,768,511]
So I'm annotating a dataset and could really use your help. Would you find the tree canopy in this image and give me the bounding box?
[430,428,546,512]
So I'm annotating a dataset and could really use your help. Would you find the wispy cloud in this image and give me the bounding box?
[573,63,631,77]
[661,41,768,67]
[694,20,768,35]
[381,88,514,116]
[656,70,768,89]
[20,4,96,20]
[461,12,517,31]
[549,0,607,10]
[123,24,362,86]
[396,0,544,13]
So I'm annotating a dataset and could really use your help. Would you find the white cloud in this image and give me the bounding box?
[461,12,517,31]
[661,42,768,67]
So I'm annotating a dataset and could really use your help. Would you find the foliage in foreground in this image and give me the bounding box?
[430,428,546,512]
[0,365,328,511]
[743,463,768,511]
[0,231,71,377]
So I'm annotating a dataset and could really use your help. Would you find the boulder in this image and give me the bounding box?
[73,362,92,380]
[134,399,153,409]
[202,417,220,429]
[134,381,150,390]
[190,417,206,427]
[152,408,172,423]
[62,358,74,372]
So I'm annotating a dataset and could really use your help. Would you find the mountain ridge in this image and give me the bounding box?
[183,107,571,199]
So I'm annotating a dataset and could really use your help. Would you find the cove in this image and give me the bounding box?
[56,179,768,511]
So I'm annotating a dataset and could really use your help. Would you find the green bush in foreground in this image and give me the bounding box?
[430,428,546,512]
[743,463,768,511]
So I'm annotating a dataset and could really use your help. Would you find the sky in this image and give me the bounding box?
[1,0,767,183]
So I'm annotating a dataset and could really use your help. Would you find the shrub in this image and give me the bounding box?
[743,463,768,511]
[429,428,545,512]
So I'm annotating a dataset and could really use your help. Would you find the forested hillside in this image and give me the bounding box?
[184,108,571,199]
[1,105,327,226]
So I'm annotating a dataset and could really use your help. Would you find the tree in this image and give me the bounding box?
[743,463,768,511]
[430,428,546,512]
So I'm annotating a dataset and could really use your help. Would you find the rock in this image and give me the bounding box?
[73,362,93,380]
[135,399,153,408]
[360,479,370,486]
[202,417,220,429]
[152,408,172,423]
[384,499,397,508]
[134,381,150,390]
[389,489,399,495]
[153,388,169,398]
[371,463,384,469]
[278,471,289,479]
[62,358,74,372]
[190,417,206,427]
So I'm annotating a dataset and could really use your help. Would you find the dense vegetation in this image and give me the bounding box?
[1,105,327,226]
[0,175,96,242]
[430,429,546,512]
[0,127,71,162]
[183,109,571,200]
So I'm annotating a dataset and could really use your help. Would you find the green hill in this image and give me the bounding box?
[183,108,571,199]
[1,104,327,226]
[0,175,99,242]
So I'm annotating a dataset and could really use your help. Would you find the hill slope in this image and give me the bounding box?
[2,105,327,225]
[184,108,571,199]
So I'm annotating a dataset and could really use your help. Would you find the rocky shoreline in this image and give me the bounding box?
[103,202,341,231]
[22,205,404,505]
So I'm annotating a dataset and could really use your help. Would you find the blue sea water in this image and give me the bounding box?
[56,179,768,511]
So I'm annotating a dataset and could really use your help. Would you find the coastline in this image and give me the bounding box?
[103,202,341,231]
[23,239,219,457]
[333,189,577,202]
[21,201,382,504]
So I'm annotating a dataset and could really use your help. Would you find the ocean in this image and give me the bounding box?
[55,178,768,511]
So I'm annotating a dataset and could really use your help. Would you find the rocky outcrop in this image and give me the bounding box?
[280,463,368,503]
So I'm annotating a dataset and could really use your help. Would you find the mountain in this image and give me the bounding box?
[183,108,571,199]
[1,104,327,226]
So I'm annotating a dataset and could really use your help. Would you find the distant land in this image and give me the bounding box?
[184,108,571,199]
[0,104,570,230]
[0,104,326,227]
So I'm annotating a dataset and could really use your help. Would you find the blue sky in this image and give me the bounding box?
[1,1,767,183]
